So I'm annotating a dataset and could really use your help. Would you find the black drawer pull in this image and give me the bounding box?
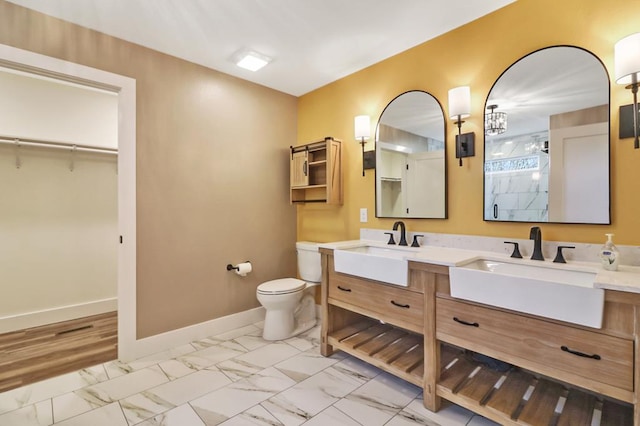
[391,300,410,309]
[453,317,479,327]
[560,345,601,360]
[337,286,351,292]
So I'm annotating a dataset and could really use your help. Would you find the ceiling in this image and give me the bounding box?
[7,0,515,96]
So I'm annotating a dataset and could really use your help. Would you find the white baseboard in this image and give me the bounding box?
[120,306,266,361]
[0,298,117,334]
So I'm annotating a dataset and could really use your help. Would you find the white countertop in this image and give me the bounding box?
[319,240,640,294]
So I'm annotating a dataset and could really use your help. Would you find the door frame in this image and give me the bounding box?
[0,43,137,360]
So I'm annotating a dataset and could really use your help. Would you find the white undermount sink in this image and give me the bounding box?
[449,258,604,328]
[333,245,411,286]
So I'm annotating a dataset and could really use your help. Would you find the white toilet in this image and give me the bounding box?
[256,241,321,341]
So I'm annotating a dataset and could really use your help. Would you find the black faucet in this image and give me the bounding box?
[392,221,408,246]
[529,226,544,261]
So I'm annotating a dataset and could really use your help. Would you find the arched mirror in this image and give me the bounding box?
[375,90,447,218]
[484,46,610,223]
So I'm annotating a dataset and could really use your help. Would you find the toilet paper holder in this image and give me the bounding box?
[226,261,250,272]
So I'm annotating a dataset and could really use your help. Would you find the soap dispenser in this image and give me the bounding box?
[599,233,620,271]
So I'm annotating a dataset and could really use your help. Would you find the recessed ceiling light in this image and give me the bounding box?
[234,50,272,72]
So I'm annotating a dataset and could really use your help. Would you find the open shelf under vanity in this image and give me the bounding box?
[328,317,632,426]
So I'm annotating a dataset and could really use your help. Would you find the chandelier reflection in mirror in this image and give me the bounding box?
[485,105,507,136]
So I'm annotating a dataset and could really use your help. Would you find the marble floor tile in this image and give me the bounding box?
[216,358,264,382]
[136,403,206,426]
[219,404,283,426]
[103,360,137,379]
[177,341,248,370]
[150,369,231,405]
[331,355,384,383]
[298,323,321,342]
[189,367,296,425]
[191,337,226,351]
[80,365,169,404]
[274,349,340,382]
[120,370,232,424]
[282,325,321,352]
[301,406,361,426]
[53,390,107,423]
[281,337,314,352]
[233,334,270,352]
[212,325,262,342]
[386,399,475,426]
[333,372,421,426]
[468,414,500,425]
[104,344,197,379]
[120,393,174,425]
[0,399,52,426]
[262,364,370,426]
[158,359,201,381]
[0,365,107,415]
[54,402,127,426]
[231,343,300,370]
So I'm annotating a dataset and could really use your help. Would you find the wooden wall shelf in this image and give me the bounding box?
[290,137,342,205]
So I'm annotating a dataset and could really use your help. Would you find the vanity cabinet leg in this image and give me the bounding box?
[423,270,441,411]
[320,252,334,357]
[320,339,334,357]
[320,305,334,357]
[634,306,640,426]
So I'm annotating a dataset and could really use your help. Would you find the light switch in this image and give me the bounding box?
[360,208,368,223]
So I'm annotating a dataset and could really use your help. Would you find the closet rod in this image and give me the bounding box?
[0,135,118,155]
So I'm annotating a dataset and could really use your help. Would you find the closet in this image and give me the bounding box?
[0,66,119,391]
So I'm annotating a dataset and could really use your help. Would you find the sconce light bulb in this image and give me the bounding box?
[354,115,371,140]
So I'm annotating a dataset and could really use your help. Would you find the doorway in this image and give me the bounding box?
[0,44,137,366]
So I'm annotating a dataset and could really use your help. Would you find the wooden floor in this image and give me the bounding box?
[0,312,117,393]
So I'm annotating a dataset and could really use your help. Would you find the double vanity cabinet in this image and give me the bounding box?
[319,247,640,425]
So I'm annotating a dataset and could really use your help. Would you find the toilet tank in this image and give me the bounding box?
[296,241,321,283]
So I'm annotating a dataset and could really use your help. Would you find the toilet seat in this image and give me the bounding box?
[257,278,306,295]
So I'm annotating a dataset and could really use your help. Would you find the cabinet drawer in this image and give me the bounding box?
[329,275,423,330]
[436,297,633,391]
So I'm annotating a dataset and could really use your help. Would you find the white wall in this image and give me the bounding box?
[484,131,549,221]
[0,68,118,332]
[0,67,118,148]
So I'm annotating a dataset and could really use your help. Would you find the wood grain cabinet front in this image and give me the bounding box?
[328,272,424,333]
[436,297,634,401]
[290,137,342,204]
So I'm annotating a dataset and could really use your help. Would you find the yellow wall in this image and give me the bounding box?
[297,0,640,245]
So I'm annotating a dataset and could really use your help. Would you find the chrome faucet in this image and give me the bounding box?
[392,221,408,246]
[529,226,544,260]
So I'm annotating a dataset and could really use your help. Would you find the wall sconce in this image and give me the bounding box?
[355,115,374,176]
[485,104,507,136]
[615,33,640,149]
[448,86,475,166]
